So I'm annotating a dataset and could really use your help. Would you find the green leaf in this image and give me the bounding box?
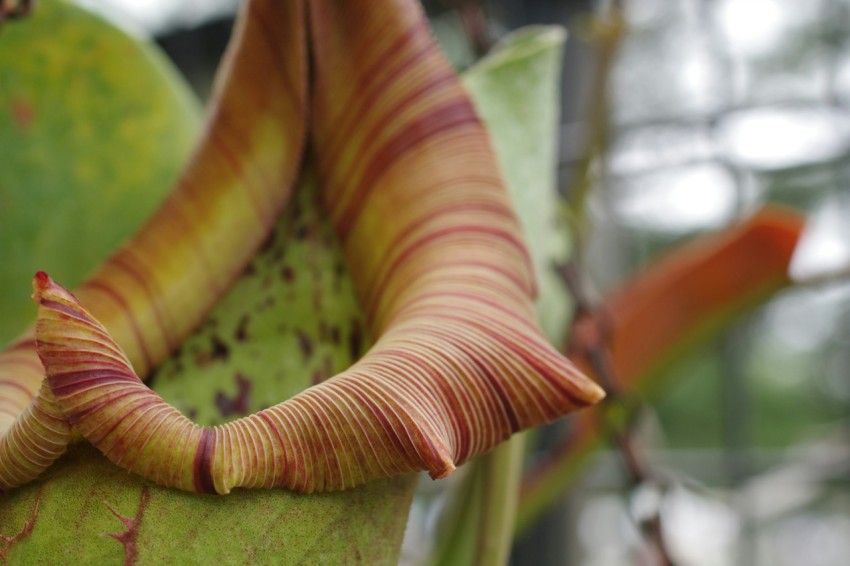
[0,0,201,345]
[0,444,415,565]
[462,26,573,346]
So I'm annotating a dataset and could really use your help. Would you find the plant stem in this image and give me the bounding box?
[444,0,493,57]
[429,436,525,566]
[473,436,525,565]
[564,7,625,227]
[560,259,677,566]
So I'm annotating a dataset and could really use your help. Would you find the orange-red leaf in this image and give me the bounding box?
[577,206,803,385]
[517,207,806,532]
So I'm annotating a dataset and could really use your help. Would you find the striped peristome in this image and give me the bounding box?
[0,0,307,492]
[3,0,604,495]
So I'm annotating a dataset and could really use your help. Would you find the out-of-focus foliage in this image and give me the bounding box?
[0,0,201,345]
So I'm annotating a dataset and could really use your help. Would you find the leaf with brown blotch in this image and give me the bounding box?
[17,0,605,495]
[0,0,307,492]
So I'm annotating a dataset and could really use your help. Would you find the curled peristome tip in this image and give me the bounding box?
[32,270,75,305]
[32,270,49,294]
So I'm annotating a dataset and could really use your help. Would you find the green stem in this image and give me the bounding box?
[564,9,625,227]
[473,435,525,565]
[429,435,525,566]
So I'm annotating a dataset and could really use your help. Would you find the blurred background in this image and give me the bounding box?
[72,0,850,564]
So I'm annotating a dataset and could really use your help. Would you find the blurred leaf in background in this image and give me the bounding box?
[0,0,201,345]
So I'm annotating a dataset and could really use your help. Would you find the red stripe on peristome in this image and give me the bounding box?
[257,411,287,485]
[30,399,72,424]
[0,406,20,418]
[8,339,37,352]
[60,388,140,426]
[193,428,217,494]
[416,302,564,367]
[361,205,526,310]
[452,313,594,409]
[79,281,154,372]
[332,99,482,237]
[108,252,175,350]
[47,369,137,396]
[371,224,531,310]
[87,396,159,445]
[211,130,275,232]
[400,290,538,331]
[274,409,309,492]
[384,349,473,462]
[1,359,44,377]
[348,371,453,478]
[317,18,432,170]
[332,380,413,468]
[440,259,530,299]
[445,338,521,435]
[324,69,457,191]
[382,198,514,252]
[247,0,299,105]
[119,187,222,302]
[38,299,92,324]
[0,379,35,398]
[299,396,344,490]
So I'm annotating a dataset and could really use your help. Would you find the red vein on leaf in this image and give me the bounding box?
[0,490,41,565]
[103,486,151,566]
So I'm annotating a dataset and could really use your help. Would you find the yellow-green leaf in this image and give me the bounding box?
[0,0,200,346]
